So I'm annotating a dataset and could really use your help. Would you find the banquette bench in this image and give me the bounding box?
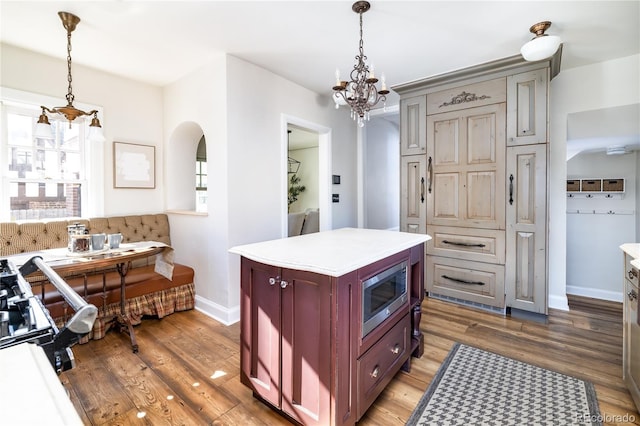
[0,214,195,340]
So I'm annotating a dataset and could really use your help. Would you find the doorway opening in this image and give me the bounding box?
[281,115,332,238]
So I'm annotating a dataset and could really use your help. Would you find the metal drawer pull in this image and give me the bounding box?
[629,270,638,280]
[269,277,278,286]
[442,275,485,286]
[509,174,514,205]
[391,345,400,354]
[280,280,289,289]
[442,240,486,248]
[371,366,380,379]
[629,290,637,301]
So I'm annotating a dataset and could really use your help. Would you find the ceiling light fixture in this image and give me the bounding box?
[332,1,388,127]
[520,21,561,62]
[34,12,105,142]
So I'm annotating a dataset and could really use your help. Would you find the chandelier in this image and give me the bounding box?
[332,1,388,127]
[34,12,105,142]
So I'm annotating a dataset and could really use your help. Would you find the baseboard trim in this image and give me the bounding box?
[566,285,623,303]
[194,295,240,325]
[548,293,569,311]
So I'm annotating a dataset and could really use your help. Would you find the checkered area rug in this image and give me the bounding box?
[406,343,602,426]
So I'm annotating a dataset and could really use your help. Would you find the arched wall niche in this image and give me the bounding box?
[167,121,205,212]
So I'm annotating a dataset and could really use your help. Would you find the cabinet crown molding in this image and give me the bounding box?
[392,47,562,95]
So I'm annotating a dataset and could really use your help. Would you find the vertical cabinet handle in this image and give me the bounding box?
[427,157,433,194]
[420,177,425,203]
[509,174,514,205]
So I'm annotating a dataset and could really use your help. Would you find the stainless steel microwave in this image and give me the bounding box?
[361,260,408,337]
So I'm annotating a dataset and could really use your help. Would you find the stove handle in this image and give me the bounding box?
[20,256,97,335]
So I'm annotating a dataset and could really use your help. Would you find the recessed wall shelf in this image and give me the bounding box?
[566,178,625,199]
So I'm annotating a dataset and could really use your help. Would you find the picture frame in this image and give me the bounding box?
[113,142,155,188]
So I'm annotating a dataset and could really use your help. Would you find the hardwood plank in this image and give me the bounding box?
[59,297,640,425]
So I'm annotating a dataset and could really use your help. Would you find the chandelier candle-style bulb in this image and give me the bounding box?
[332,1,388,127]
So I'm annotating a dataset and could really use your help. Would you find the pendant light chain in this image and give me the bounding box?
[66,28,75,106]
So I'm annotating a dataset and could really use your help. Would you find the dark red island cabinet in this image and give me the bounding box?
[239,240,425,426]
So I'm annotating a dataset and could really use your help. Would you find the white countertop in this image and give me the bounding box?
[0,343,83,425]
[229,228,431,277]
[621,243,640,260]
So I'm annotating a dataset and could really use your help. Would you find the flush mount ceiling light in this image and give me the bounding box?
[35,11,105,142]
[520,21,562,62]
[332,1,389,127]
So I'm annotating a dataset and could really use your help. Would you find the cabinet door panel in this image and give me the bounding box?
[400,96,426,155]
[505,144,547,313]
[433,118,460,166]
[281,269,332,425]
[507,69,548,145]
[240,259,281,407]
[400,155,427,234]
[433,173,460,220]
[427,103,505,230]
[467,113,497,165]
[467,171,497,222]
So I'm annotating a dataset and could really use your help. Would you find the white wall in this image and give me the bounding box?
[288,146,319,213]
[164,54,355,324]
[364,116,400,230]
[566,151,636,301]
[549,53,640,310]
[0,43,165,216]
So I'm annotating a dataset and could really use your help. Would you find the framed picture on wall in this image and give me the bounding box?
[113,142,156,188]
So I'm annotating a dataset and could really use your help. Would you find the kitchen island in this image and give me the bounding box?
[230,228,430,426]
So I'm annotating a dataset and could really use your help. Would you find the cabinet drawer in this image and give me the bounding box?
[627,254,640,288]
[357,314,410,419]
[427,225,505,264]
[427,256,505,308]
[427,78,506,115]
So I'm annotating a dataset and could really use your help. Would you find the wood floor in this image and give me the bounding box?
[60,296,640,425]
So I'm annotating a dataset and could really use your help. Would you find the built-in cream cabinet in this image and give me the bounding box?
[395,53,560,315]
[621,247,640,412]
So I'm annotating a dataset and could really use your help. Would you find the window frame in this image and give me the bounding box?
[1,87,104,221]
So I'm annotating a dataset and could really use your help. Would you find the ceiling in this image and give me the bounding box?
[1,1,639,157]
[1,1,638,99]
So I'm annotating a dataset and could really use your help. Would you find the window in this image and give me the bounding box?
[2,102,90,221]
[195,136,207,213]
